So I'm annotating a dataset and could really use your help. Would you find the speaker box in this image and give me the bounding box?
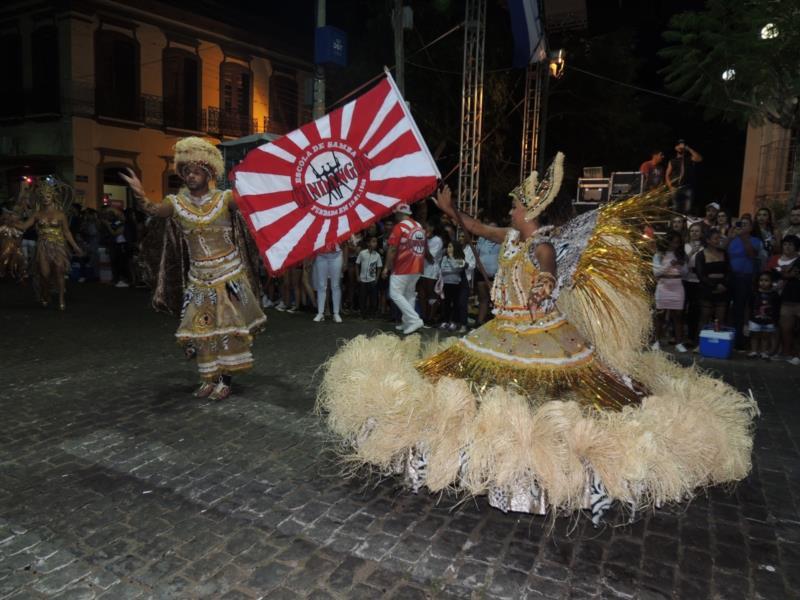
[576,178,610,204]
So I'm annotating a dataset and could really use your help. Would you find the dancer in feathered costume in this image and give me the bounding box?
[317,153,758,522]
[13,181,82,309]
[0,205,28,282]
[121,137,266,401]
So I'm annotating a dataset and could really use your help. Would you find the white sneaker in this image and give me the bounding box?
[333,314,342,323]
[675,343,688,353]
[788,357,800,366]
[457,325,468,334]
[438,322,449,330]
[746,351,758,358]
[403,322,424,335]
[261,296,274,308]
[275,301,287,312]
[395,324,405,331]
[115,281,129,288]
[760,352,771,360]
[313,314,325,322]
[650,341,660,351]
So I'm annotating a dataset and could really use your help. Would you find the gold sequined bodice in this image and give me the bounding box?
[167,189,243,287]
[491,230,539,312]
[37,219,64,242]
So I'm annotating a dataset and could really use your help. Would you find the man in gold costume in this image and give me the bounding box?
[121,137,265,401]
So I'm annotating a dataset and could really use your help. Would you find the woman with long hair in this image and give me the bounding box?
[753,206,780,256]
[669,214,689,244]
[438,239,467,332]
[684,222,704,345]
[14,183,82,309]
[695,228,730,331]
[653,230,689,352]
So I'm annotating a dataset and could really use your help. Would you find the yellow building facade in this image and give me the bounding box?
[739,122,796,217]
[0,0,312,209]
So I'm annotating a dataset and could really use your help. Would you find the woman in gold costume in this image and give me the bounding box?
[0,207,27,282]
[318,153,758,523]
[14,182,82,309]
[121,137,266,401]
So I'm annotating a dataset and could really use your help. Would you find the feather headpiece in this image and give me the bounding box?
[509,151,565,221]
[174,137,224,180]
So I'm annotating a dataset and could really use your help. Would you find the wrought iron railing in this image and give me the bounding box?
[202,107,257,138]
[19,81,297,139]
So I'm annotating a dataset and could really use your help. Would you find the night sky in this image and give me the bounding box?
[186,0,745,212]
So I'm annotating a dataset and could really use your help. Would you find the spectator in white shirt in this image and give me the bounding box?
[418,221,444,325]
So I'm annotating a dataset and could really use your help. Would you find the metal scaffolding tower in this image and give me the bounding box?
[519,61,548,181]
[457,0,487,217]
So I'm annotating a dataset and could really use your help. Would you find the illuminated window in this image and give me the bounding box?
[269,71,298,134]
[163,47,200,130]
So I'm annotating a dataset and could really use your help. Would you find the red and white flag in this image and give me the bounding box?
[232,72,441,275]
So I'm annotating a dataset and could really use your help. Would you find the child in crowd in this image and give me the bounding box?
[356,236,382,318]
[748,271,780,359]
[439,240,468,333]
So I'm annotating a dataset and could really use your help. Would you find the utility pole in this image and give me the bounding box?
[313,0,326,119]
[393,0,405,96]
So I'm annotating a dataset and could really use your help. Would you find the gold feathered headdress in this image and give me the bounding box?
[509,151,565,221]
[173,137,224,181]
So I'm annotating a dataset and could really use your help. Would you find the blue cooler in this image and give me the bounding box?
[699,327,735,359]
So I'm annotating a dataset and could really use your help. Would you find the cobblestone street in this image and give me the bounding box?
[1,281,799,599]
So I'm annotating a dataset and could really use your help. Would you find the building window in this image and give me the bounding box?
[785,129,798,193]
[95,30,139,120]
[30,26,60,114]
[0,33,24,118]
[269,71,298,134]
[163,47,200,130]
[219,61,251,136]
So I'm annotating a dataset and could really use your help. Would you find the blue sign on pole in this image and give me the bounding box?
[315,26,348,67]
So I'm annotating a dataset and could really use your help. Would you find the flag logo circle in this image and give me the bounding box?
[296,141,368,217]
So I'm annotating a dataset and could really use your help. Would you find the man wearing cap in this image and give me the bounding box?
[381,203,426,334]
[703,202,720,232]
[666,140,703,214]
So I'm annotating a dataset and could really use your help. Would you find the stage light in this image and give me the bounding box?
[548,49,566,79]
[721,68,736,81]
[760,23,779,40]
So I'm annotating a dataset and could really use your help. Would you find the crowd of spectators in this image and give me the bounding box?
[651,202,800,365]
[258,203,502,335]
[22,178,798,366]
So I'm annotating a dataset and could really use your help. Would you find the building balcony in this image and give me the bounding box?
[39,81,293,139]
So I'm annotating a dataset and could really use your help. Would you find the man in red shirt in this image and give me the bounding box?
[639,150,665,191]
[381,203,426,334]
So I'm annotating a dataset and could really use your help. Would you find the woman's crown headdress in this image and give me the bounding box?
[509,151,565,221]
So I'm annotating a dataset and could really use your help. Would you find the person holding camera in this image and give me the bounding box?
[666,139,703,215]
